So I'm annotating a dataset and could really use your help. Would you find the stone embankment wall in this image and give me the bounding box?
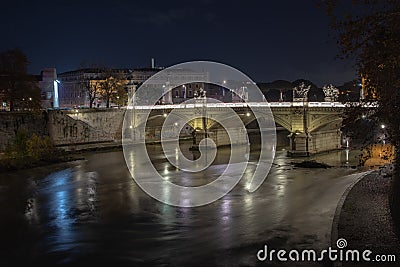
[0,112,48,151]
[48,109,125,147]
[0,109,125,152]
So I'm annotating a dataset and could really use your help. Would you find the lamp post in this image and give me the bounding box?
[200,88,207,143]
[294,82,311,156]
[303,94,310,156]
[196,87,207,140]
[191,87,207,150]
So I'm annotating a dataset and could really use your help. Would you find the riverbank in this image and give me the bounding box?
[1,140,126,172]
[333,171,400,266]
[0,153,85,172]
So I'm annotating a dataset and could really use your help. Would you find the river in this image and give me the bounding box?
[0,139,366,266]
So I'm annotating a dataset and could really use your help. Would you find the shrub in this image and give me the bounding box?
[1,128,63,170]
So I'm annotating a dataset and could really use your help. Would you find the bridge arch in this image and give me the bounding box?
[308,114,342,132]
[271,115,292,132]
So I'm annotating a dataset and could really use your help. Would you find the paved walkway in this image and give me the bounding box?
[334,172,400,266]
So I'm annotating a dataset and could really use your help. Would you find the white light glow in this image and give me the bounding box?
[53,80,59,108]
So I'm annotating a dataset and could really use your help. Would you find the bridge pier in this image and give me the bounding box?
[191,128,248,148]
[288,129,342,156]
[288,132,311,157]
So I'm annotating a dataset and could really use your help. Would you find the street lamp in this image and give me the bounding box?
[193,87,207,149]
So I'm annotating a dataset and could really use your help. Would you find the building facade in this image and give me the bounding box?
[55,67,239,108]
[38,68,58,109]
[57,68,163,108]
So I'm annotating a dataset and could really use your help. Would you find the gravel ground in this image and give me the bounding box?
[335,172,400,266]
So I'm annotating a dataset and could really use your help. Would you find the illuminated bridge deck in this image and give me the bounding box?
[128,102,347,109]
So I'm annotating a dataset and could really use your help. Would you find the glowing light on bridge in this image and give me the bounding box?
[131,102,348,110]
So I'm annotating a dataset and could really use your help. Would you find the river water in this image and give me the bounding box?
[0,139,365,266]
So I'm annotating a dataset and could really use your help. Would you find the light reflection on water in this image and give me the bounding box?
[0,139,365,266]
[42,169,77,251]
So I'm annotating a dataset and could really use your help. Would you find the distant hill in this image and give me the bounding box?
[257,79,326,102]
[257,80,293,101]
[256,78,362,102]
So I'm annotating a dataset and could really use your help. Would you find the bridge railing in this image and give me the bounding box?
[128,102,347,109]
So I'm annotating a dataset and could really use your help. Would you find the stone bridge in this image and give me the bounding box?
[123,102,345,156]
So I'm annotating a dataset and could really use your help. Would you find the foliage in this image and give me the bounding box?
[323,0,400,232]
[26,134,56,161]
[82,77,102,108]
[98,70,127,108]
[324,0,400,144]
[78,64,104,108]
[0,48,41,111]
[111,84,128,107]
[4,128,30,159]
[1,128,63,170]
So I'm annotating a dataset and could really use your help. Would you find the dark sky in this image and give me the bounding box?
[0,0,357,86]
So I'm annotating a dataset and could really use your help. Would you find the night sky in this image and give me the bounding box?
[1,0,357,86]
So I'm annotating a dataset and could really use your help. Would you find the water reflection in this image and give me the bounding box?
[0,140,366,266]
[42,168,77,250]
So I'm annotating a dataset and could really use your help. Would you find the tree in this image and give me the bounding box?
[323,0,400,231]
[0,48,41,111]
[258,80,293,101]
[111,85,128,108]
[98,70,127,108]
[82,76,102,108]
[78,64,104,108]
